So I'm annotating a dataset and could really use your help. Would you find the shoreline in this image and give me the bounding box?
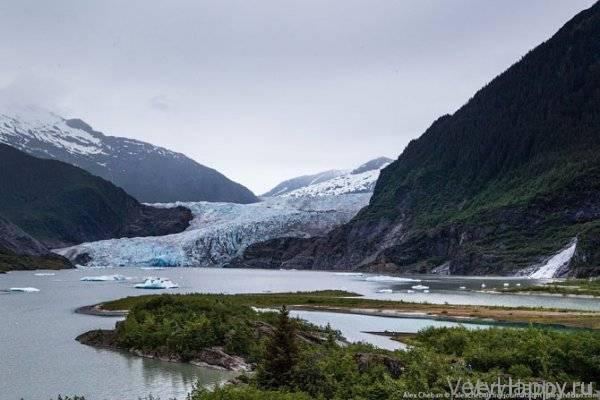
[80,295,600,330]
[482,289,599,299]
[75,304,128,317]
[76,329,253,372]
[286,305,595,330]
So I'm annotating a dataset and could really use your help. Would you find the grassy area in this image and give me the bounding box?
[503,279,600,297]
[101,291,600,330]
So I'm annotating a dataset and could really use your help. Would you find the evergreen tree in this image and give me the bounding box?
[257,305,299,388]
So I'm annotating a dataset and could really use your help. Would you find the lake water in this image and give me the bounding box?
[1,267,598,400]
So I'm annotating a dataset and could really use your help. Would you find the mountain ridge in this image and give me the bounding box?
[0,143,193,249]
[263,157,393,198]
[0,107,258,204]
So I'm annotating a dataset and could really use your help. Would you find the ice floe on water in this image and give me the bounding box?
[377,289,393,293]
[334,272,364,276]
[364,275,420,283]
[9,287,40,292]
[411,284,430,290]
[80,274,128,282]
[34,273,56,276]
[134,277,179,289]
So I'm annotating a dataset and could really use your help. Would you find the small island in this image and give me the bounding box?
[76,291,600,400]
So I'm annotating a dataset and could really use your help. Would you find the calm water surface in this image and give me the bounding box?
[1,267,598,400]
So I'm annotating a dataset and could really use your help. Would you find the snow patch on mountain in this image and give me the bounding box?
[0,106,105,156]
[0,105,257,203]
[264,157,392,199]
[55,194,370,267]
[262,169,348,197]
[282,167,387,198]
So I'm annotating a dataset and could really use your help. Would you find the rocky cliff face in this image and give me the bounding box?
[229,3,600,277]
[0,216,72,273]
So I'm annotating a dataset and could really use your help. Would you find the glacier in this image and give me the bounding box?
[55,194,370,267]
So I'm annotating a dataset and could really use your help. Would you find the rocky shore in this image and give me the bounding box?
[76,326,253,372]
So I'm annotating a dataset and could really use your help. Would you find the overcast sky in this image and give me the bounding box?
[0,0,595,194]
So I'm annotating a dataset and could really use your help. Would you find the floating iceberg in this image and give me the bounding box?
[9,287,40,292]
[411,284,429,290]
[459,286,467,290]
[134,277,179,289]
[377,289,393,293]
[365,275,420,283]
[140,267,165,270]
[406,290,415,293]
[80,274,127,282]
[34,272,56,276]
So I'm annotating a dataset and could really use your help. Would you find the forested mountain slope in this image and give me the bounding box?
[230,2,600,277]
[0,144,192,248]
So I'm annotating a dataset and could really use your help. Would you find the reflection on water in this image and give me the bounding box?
[1,267,598,399]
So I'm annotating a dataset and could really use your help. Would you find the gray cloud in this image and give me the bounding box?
[148,94,172,112]
[0,0,595,193]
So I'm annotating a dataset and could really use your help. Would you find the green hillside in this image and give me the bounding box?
[0,144,192,248]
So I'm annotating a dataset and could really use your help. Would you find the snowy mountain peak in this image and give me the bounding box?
[0,107,105,156]
[265,157,392,198]
[0,106,258,204]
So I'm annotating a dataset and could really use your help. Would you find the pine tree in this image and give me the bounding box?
[256,305,299,388]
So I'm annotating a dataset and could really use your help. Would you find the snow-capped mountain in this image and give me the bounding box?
[0,106,258,204]
[262,169,348,197]
[273,157,393,198]
[55,194,370,267]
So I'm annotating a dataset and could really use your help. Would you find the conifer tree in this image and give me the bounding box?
[256,305,299,388]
